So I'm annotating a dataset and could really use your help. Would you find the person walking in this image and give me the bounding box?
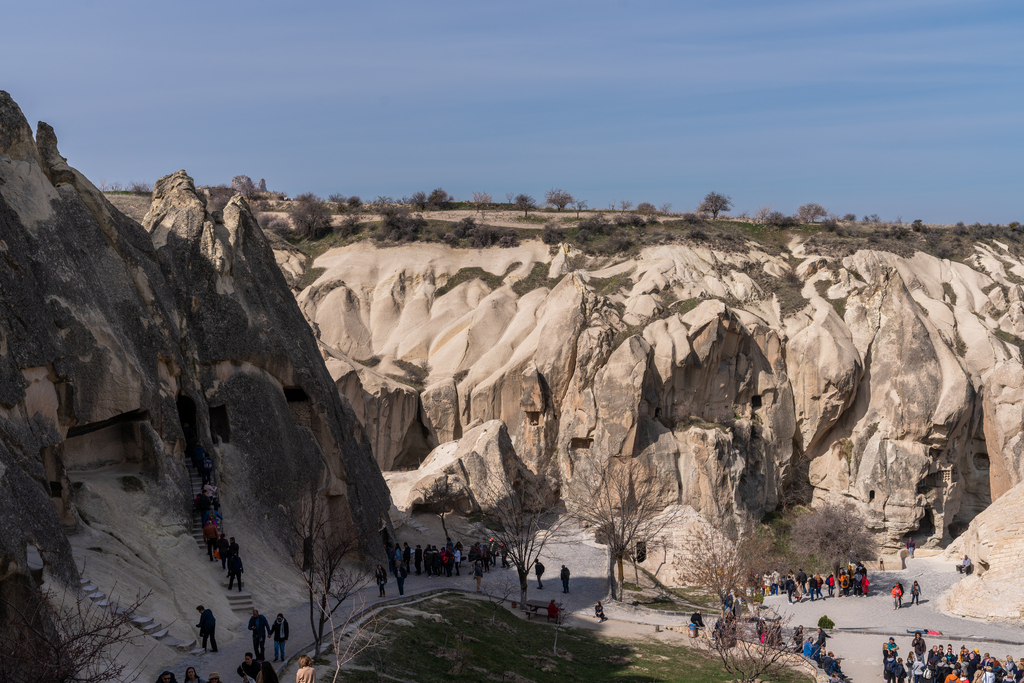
[560,565,571,593]
[453,546,461,576]
[217,533,230,571]
[535,560,544,589]
[375,564,387,597]
[270,613,288,662]
[910,580,922,606]
[396,560,408,596]
[228,553,244,591]
[473,560,484,593]
[402,542,411,569]
[204,518,219,561]
[893,583,903,610]
[227,537,239,572]
[248,609,270,661]
[195,605,218,653]
[907,537,916,558]
[796,569,808,594]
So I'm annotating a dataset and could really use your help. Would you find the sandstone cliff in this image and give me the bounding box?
[295,229,1024,550]
[0,92,391,652]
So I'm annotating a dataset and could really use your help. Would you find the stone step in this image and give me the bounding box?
[226,591,252,600]
[188,647,206,655]
[143,622,163,634]
[151,628,169,639]
[82,584,97,592]
[95,599,110,607]
[132,616,154,627]
[80,577,90,585]
[176,638,196,651]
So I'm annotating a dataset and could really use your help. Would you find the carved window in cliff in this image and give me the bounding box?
[285,387,312,428]
[868,490,875,503]
[526,411,541,426]
[751,395,762,409]
[973,454,989,470]
[570,437,593,450]
[209,405,230,444]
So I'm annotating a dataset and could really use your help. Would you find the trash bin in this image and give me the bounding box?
[688,624,697,638]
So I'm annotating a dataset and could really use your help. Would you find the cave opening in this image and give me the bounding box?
[526,411,540,426]
[868,490,875,503]
[60,411,154,471]
[751,395,762,409]
[209,405,230,444]
[176,395,197,432]
[284,386,309,403]
[918,507,936,539]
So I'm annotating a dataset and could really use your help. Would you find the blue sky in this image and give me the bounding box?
[2,1,1022,222]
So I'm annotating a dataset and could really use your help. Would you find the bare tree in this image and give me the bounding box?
[483,476,564,606]
[544,188,574,211]
[471,191,492,215]
[292,193,333,239]
[482,572,519,626]
[696,611,793,683]
[572,199,588,218]
[618,200,634,213]
[514,194,538,218]
[658,202,673,216]
[797,203,828,223]
[0,584,151,683]
[791,500,876,576]
[416,473,461,541]
[286,488,371,658]
[564,458,681,601]
[675,522,749,613]
[550,598,579,656]
[505,192,516,206]
[409,191,428,211]
[428,188,452,210]
[753,204,773,225]
[699,191,733,219]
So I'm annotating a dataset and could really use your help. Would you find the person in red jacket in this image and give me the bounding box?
[546,599,560,621]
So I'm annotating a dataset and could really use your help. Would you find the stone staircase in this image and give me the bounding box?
[78,576,205,655]
[188,461,254,614]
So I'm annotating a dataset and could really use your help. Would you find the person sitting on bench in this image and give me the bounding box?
[546,599,560,622]
[957,555,972,574]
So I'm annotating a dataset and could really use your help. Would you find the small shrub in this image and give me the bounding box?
[614,213,646,228]
[292,193,333,239]
[328,192,347,204]
[428,188,452,210]
[821,218,838,232]
[765,211,798,228]
[346,195,362,209]
[376,209,426,242]
[128,180,153,195]
[818,615,835,629]
[842,213,857,222]
[257,213,291,235]
[336,214,362,238]
[541,223,564,245]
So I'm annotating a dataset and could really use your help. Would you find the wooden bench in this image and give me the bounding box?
[521,599,563,622]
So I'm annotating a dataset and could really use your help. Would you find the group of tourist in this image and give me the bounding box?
[155,653,316,683]
[879,632,1022,682]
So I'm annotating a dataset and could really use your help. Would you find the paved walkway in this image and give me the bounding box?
[159,521,1024,683]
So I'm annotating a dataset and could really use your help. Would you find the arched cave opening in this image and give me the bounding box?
[284,386,312,428]
[917,507,936,539]
[176,395,197,434]
[392,420,436,471]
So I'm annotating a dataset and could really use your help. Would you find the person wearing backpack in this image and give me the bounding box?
[201,453,214,486]
[474,560,484,593]
[228,554,244,591]
[375,564,387,597]
[534,559,545,589]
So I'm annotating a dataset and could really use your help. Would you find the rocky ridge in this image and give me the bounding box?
[295,230,1024,553]
[0,91,392,665]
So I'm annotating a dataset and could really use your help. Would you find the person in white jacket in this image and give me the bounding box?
[909,653,926,683]
[981,666,996,683]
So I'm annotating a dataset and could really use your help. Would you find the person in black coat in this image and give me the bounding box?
[535,560,545,589]
[195,605,218,652]
[236,653,260,681]
[271,613,289,662]
[414,544,422,575]
[228,554,244,591]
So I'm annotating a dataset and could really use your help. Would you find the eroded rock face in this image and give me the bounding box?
[0,92,392,650]
[385,420,528,513]
[943,479,1024,624]
[291,140,1024,556]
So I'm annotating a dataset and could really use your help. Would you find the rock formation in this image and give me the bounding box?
[0,91,391,657]
[294,226,1024,552]
[943,479,1024,623]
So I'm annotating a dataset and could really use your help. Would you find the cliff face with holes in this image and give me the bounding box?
[0,92,392,647]
[295,226,1024,551]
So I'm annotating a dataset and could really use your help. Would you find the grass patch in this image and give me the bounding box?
[390,359,429,390]
[346,595,810,683]
[435,267,506,297]
[831,296,848,319]
[953,328,967,357]
[297,265,325,290]
[942,282,957,306]
[512,262,564,297]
